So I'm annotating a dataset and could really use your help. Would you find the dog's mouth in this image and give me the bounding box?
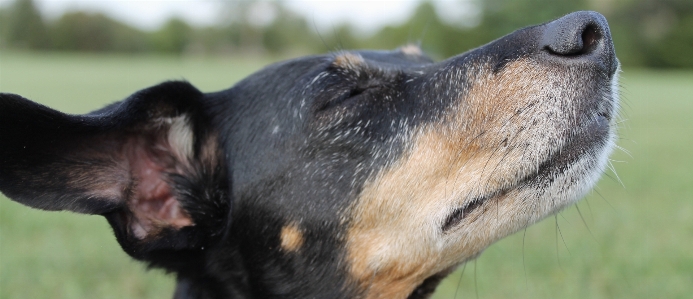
[443,112,612,231]
[527,113,610,185]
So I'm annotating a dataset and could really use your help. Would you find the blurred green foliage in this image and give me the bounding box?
[1,0,691,67]
[151,18,193,54]
[2,0,49,49]
[609,0,693,67]
[51,12,150,52]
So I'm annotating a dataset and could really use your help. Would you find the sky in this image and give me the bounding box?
[0,0,478,33]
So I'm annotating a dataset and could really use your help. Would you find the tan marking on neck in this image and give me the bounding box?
[345,130,500,298]
[280,224,304,252]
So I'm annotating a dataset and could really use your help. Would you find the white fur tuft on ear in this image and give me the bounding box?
[167,115,194,163]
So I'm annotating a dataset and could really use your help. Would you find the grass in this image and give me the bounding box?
[1,51,692,299]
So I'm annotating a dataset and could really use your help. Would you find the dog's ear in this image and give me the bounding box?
[0,81,229,261]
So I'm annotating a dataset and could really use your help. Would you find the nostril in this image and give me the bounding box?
[542,11,612,58]
[544,23,601,57]
[580,25,601,55]
[540,11,616,73]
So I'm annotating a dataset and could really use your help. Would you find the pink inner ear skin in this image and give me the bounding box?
[127,136,193,239]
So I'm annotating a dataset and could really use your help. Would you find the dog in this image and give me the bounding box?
[0,11,619,299]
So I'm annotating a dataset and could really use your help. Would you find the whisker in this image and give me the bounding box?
[453,263,468,299]
[584,197,595,221]
[606,160,625,188]
[554,215,564,272]
[612,118,629,126]
[556,214,571,256]
[593,189,617,211]
[575,204,598,243]
[559,211,571,225]
[522,227,528,288]
[608,158,627,163]
[474,259,479,299]
[613,144,633,158]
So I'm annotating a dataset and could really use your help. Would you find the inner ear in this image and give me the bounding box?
[123,116,196,239]
[2,81,229,256]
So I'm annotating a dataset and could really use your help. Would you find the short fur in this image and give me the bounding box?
[0,11,619,299]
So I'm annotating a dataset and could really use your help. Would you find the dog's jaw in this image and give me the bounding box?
[343,29,620,299]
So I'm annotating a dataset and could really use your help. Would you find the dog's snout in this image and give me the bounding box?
[541,11,617,73]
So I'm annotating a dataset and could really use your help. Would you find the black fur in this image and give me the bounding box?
[0,11,618,299]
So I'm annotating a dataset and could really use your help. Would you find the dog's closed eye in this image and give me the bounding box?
[317,85,380,112]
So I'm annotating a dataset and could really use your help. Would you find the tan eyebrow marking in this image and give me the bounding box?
[399,44,423,56]
[333,52,365,70]
[280,223,304,252]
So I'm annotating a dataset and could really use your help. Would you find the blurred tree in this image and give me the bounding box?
[478,0,590,38]
[52,12,147,52]
[655,11,693,68]
[610,0,693,68]
[192,26,239,54]
[1,0,691,67]
[262,3,313,54]
[152,18,193,54]
[363,1,491,59]
[365,2,461,58]
[323,24,362,52]
[4,0,49,49]
[219,0,265,53]
[376,2,446,48]
[0,7,8,47]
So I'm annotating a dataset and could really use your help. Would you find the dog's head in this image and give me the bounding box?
[0,11,618,299]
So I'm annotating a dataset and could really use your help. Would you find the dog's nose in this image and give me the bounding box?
[541,11,617,73]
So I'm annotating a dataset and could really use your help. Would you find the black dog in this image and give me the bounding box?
[0,11,619,299]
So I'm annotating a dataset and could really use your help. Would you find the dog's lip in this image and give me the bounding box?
[445,114,610,229]
[520,113,610,186]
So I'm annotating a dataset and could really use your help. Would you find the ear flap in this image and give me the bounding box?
[0,81,229,260]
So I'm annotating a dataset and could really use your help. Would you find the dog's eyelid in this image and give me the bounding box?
[314,82,382,113]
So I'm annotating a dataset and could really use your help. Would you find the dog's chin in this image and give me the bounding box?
[432,114,614,295]
[464,112,613,216]
[511,113,615,228]
[442,105,616,239]
[530,114,611,186]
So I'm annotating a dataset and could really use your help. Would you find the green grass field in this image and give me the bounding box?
[1,51,692,299]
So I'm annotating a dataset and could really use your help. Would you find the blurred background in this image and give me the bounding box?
[1,0,692,66]
[0,0,691,298]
